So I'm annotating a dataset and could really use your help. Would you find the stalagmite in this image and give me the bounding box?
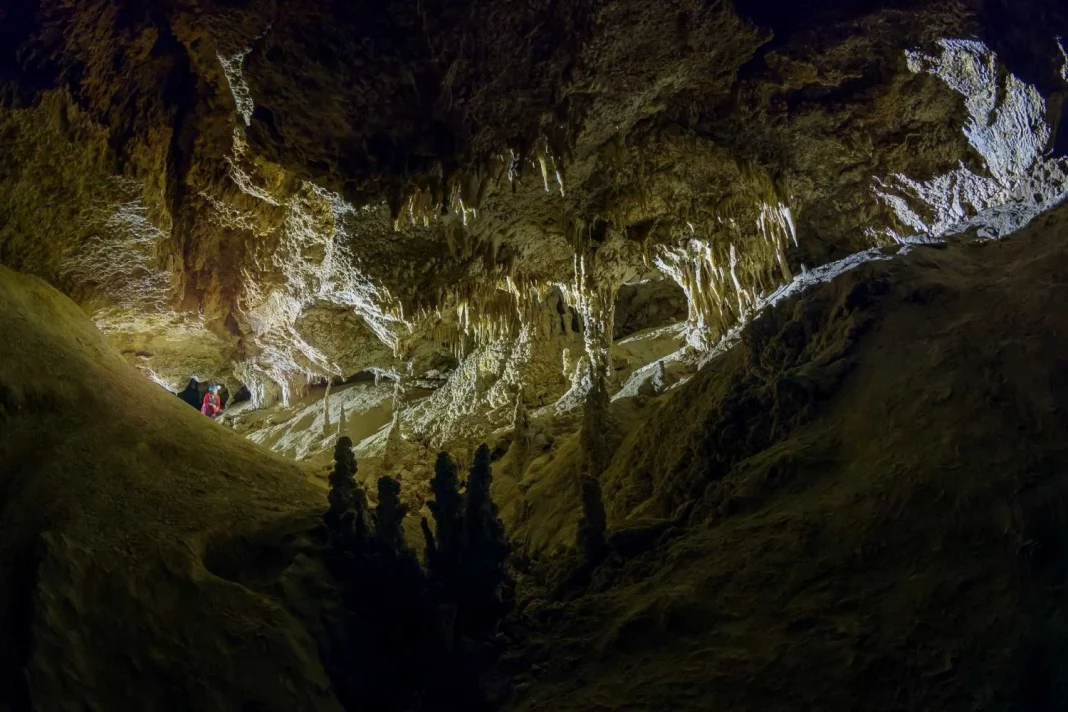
[382,379,405,473]
[321,378,332,434]
[374,476,410,554]
[511,386,529,435]
[336,403,347,438]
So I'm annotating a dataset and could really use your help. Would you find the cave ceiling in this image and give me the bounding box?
[1,0,1066,403]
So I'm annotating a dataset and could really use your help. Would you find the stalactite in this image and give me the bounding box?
[559,243,616,384]
[655,194,799,350]
[419,272,555,361]
[390,135,568,233]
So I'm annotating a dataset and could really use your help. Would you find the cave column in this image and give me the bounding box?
[569,239,617,479]
[572,246,615,393]
[569,239,615,562]
[381,373,407,475]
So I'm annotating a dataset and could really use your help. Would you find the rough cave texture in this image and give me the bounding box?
[5,0,1068,709]
[7,193,1068,711]
[1,0,1067,416]
[507,199,1068,712]
[0,266,336,710]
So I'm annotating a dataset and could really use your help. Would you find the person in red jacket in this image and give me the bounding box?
[201,384,222,417]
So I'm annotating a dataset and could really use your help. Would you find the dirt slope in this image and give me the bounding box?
[507,203,1068,711]
[0,266,339,711]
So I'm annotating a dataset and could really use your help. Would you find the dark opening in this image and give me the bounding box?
[177,378,202,410]
[176,378,231,412]
[230,385,252,405]
[613,279,688,341]
[733,0,918,48]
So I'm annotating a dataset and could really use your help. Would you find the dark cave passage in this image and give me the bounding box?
[176,378,239,412]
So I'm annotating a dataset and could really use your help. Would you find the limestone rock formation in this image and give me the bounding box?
[8,187,1068,711]
[5,0,1068,709]
[325,436,371,548]
[508,200,1068,712]
[425,451,466,590]
[1,0,1065,417]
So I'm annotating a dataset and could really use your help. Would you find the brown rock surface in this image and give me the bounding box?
[1,0,1064,399]
[3,1,1068,708]
[505,200,1068,712]
[0,265,338,710]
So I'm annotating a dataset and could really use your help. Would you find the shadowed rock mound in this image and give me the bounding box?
[0,265,339,710]
[0,266,519,711]
[506,202,1068,711]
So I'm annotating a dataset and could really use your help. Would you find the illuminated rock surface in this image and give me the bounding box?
[1,0,1064,406]
[3,0,1068,709]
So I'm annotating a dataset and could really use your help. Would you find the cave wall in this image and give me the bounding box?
[0,0,1066,419]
